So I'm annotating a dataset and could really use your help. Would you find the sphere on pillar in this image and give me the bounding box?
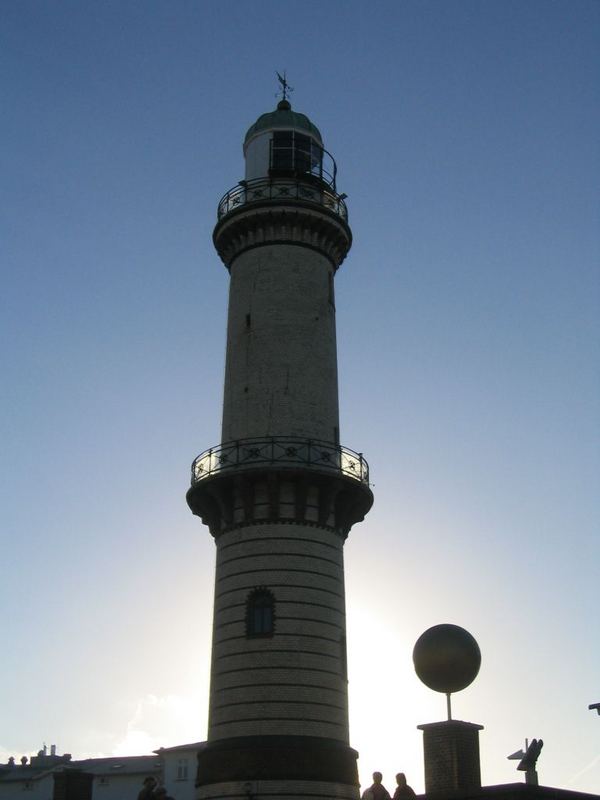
[414,626,483,795]
[413,624,481,694]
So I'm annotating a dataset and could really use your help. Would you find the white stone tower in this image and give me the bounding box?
[187,97,373,800]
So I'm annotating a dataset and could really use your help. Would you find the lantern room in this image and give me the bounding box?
[243,99,338,189]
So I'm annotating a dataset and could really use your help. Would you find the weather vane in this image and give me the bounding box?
[276,71,294,102]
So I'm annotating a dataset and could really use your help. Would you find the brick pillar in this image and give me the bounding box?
[417,720,483,795]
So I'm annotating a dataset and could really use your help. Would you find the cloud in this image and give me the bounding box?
[112,694,203,756]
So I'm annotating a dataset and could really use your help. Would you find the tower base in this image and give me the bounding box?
[196,736,359,800]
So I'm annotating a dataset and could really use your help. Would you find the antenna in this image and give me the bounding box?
[276,71,294,103]
[508,739,544,785]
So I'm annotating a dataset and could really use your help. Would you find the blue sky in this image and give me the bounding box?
[2,0,599,793]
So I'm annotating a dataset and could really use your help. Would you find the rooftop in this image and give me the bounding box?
[244,100,323,147]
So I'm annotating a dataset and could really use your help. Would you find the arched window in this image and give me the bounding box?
[246,588,275,637]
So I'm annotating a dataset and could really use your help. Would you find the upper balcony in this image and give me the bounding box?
[217,177,348,223]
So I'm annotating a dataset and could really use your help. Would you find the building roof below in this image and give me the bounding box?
[154,741,206,754]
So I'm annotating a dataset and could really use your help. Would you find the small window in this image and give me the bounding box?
[177,758,189,781]
[339,633,348,681]
[328,272,335,309]
[98,777,109,787]
[246,588,275,637]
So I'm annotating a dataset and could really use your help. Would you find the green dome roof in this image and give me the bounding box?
[244,100,323,147]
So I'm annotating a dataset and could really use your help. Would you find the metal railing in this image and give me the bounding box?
[191,437,369,486]
[217,178,348,222]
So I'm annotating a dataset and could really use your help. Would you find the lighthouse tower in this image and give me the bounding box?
[187,96,373,800]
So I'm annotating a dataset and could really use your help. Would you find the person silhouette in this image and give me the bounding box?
[393,773,416,800]
[155,787,175,800]
[362,772,391,800]
[137,777,157,800]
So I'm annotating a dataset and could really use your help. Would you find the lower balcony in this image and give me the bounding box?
[187,437,372,538]
[190,437,369,487]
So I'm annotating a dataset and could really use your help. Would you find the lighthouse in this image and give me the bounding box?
[187,94,373,800]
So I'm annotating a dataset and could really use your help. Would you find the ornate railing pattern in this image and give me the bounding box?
[217,178,348,222]
[191,437,369,486]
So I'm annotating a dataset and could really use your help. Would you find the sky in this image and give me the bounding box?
[1,0,599,794]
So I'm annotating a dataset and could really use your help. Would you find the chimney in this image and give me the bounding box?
[417,720,484,796]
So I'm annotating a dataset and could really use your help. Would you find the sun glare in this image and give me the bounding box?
[347,603,440,793]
